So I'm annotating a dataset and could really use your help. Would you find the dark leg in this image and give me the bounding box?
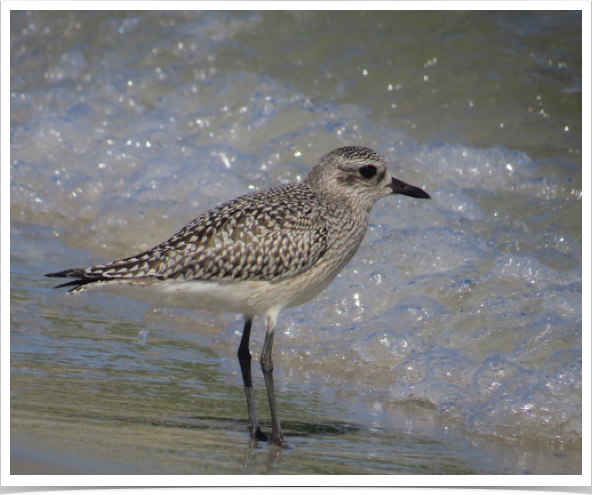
[260,314,288,448]
[238,316,268,442]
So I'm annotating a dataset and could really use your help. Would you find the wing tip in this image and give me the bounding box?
[45,267,95,291]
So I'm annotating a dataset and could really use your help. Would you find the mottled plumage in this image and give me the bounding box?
[51,184,329,287]
[46,146,430,448]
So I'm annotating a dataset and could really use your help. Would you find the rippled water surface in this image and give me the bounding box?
[9,10,583,476]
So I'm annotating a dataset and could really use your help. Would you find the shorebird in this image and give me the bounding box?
[46,146,430,448]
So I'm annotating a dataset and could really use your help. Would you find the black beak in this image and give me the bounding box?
[389,177,431,199]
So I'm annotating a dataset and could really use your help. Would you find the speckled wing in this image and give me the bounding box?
[47,184,329,290]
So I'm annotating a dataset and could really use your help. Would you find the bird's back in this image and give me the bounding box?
[47,183,335,292]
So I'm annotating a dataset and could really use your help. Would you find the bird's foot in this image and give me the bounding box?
[269,433,289,449]
[252,427,269,442]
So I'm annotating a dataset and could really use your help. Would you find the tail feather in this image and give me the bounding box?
[45,268,104,292]
[45,268,89,278]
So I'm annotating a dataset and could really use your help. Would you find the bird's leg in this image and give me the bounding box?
[260,314,288,448]
[238,316,268,442]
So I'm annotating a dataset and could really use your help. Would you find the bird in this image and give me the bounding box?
[46,146,431,448]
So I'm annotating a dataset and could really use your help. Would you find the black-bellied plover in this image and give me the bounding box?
[46,146,430,448]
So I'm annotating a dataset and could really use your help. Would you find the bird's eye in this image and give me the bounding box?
[359,165,377,179]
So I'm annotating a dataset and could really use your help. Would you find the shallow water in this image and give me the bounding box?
[9,10,582,475]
